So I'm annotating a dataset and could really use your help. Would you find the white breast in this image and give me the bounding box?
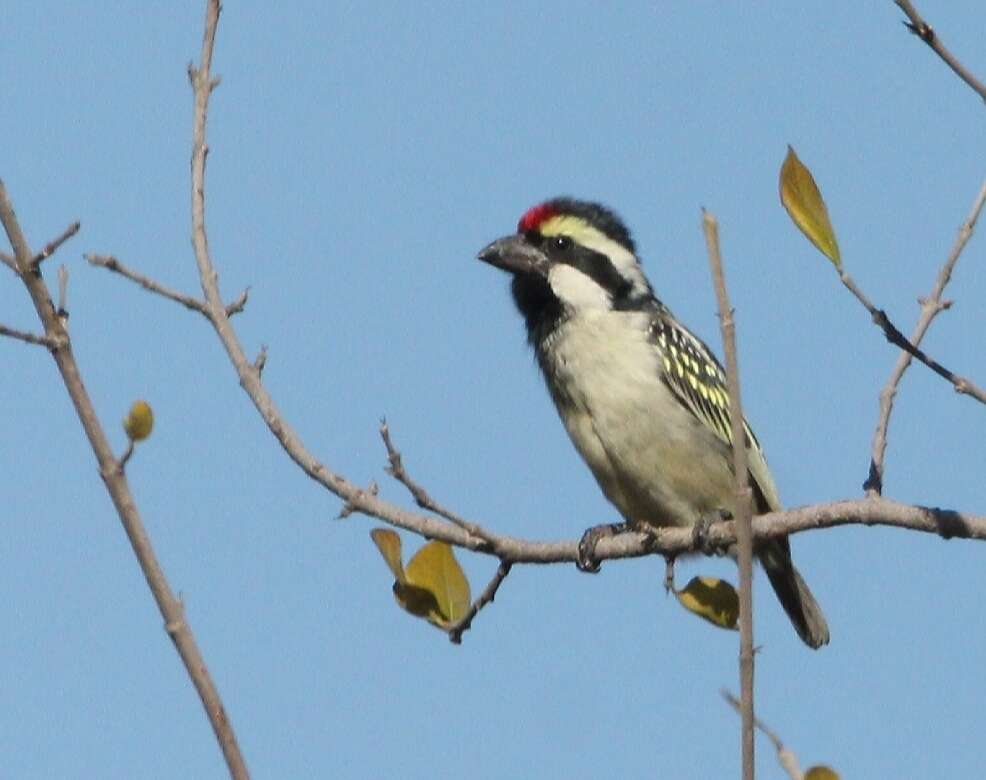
[541,309,735,529]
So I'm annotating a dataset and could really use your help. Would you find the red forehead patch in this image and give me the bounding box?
[517,202,558,234]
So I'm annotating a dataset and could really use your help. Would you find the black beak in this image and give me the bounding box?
[477,234,548,277]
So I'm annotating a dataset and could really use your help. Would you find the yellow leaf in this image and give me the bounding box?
[370,528,406,583]
[404,541,471,628]
[675,576,739,630]
[123,400,154,441]
[779,145,841,268]
[394,581,443,622]
[804,767,840,780]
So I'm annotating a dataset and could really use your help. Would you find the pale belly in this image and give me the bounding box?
[542,311,736,529]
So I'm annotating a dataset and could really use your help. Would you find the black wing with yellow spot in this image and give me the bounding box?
[649,311,761,455]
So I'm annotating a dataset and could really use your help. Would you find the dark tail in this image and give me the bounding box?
[759,537,830,649]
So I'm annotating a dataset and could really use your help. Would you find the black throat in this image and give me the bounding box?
[510,274,563,351]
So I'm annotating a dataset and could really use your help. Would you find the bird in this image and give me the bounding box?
[477,197,829,649]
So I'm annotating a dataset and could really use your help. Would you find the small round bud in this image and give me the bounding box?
[123,400,154,442]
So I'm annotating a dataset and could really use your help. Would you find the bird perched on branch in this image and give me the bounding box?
[477,197,829,648]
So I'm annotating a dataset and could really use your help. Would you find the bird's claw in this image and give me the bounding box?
[576,522,627,573]
[692,509,731,556]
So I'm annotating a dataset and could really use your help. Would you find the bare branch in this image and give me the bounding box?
[379,419,494,548]
[0,249,16,272]
[448,561,513,644]
[866,176,986,493]
[31,220,80,270]
[86,253,209,315]
[894,0,986,104]
[837,268,986,405]
[1,166,248,779]
[0,322,61,348]
[722,690,803,780]
[703,210,754,780]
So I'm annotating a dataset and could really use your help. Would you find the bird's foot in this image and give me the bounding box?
[692,509,731,556]
[576,522,628,573]
[663,554,677,594]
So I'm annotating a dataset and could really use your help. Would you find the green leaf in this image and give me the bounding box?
[675,576,739,630]
[805,767,840,780]
[370,528,406,582]
[370,531,471,630]
[404,541,471,628]
[779,145,842,268]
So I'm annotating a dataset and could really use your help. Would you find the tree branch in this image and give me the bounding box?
[0,321,61,348]
[0,171,248,778]
[86,253,210,316]
[866,176,986,493]
[838,267,986,406]
[379,419,495,548]
[31,220,80,270]
[703,210,755,780]
[722,690,803,780]
[0,248,16,272]
[894,0,986,104]
[448,561,513,644]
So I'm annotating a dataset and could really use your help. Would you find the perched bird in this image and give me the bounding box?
[477,197,829,648]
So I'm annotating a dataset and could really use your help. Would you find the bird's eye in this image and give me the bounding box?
[552,235,573,251]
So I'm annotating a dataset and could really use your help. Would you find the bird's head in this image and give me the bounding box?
[477,198,654,330]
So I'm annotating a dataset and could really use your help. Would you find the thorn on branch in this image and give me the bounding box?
[57,265,70,325]
[903,20,934,43]
[253,344,268,375]
[225,286,250,317]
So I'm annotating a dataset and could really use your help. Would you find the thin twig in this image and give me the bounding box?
[0,166,248,779]
[31,220,80,269]
[703,210,755,780]
[379,419,495,547]
[180,13,251,776]
[0,249,16,272]
[448,561,513,644]
[722,690,803,780]
[0,322,61,348]
[225,286,250,316]
[894,0,986,104]
[866,176,986,493]
[57,265,69,324]
[837,269,986,405]
[86,254,209,316]
[118,440,136,470]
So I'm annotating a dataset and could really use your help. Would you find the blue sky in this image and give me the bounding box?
[3,2,985,777]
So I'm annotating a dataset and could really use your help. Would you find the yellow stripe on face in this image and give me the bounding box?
[538,215,599,241]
